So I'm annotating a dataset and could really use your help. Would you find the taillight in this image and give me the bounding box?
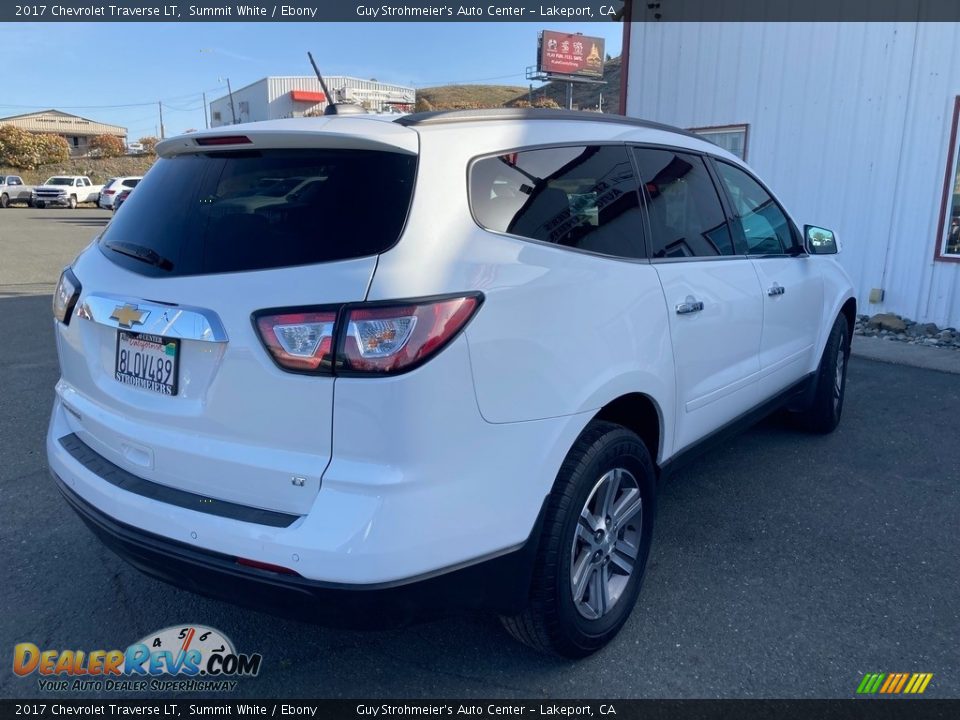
[255,309,337,373]
[103,189,115,196]
[252,294,482,376]
[339,295,481,375]
[52,268,81,325]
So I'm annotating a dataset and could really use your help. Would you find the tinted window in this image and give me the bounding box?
[98,149,416,277]
[122,178,140,188]
[633,148,735,259]
[715,161,794,255]
[470,145,644,260]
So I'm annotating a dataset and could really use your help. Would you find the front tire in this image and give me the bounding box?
[500,421,656,658]
[68,195,77,210]
[795,314,850,434]
[0,193,8,209]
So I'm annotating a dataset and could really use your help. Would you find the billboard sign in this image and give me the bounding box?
[538,30,605,79]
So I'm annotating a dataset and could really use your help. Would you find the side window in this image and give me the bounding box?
[714,161,794,255]
[633,148,736,259]
[469,145,645,260]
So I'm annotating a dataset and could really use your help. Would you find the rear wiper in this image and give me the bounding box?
[105,241,174,271]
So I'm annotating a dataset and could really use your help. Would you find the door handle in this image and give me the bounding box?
[675,296,704,315]
[768,283,785,296]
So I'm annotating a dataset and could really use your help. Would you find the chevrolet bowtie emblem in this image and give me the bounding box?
[110,304,149,329]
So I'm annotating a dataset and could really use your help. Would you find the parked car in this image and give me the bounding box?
[47,109,856,658]
[112,187,132,212]
[127,142,145,155]
[32,176,104,209]
[99,177,142,209]
[0,175,34,208]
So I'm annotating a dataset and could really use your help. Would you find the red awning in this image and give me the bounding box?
[290,90,326,103]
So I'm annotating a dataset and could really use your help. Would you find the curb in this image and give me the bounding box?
[851,334,960,375]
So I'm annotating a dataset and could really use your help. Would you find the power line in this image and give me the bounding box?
[0,86,226,111]
[414,72,528,87]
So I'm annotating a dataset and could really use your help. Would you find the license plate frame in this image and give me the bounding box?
[114,331,180,396]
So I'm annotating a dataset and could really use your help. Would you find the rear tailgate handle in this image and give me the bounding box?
[77,294,229,342]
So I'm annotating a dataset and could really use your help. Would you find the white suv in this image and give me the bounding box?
[48,109,855,657]
[98,176,142,209]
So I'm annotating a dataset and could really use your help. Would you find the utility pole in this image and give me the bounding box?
[158,101,165,139]
[219,77,237,124]
[202,91,209,129]
[226,78,237,124]
[566,82,573,110]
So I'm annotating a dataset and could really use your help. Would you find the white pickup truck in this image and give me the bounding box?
[0,175,35,208]
[32,176,104,209]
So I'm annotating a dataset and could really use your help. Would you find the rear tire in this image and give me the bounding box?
[500,420,656,658]
[795,314,849,434]
[0,193,8,209]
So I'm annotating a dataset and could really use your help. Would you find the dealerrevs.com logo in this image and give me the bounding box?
[13,625,262,692]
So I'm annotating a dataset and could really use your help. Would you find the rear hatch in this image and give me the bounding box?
[57,120,418,515]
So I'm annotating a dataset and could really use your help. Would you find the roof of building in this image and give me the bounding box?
[0,109,126,137]
[210,75,415,104]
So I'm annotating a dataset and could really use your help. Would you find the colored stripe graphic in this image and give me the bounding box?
[857,672,932,694]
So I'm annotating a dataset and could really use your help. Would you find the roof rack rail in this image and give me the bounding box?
[394,107,701,139]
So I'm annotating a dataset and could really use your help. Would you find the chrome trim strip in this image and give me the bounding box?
[77,294,228,343]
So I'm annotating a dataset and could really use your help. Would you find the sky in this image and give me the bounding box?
[0,22,623,142]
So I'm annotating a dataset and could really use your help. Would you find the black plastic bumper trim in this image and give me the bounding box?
[53,473,544,622]
[58,433,300,528]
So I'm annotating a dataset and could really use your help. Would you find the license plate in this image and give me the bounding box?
[114,331,179,396]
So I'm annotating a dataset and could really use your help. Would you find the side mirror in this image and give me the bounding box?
[804,225,839,255]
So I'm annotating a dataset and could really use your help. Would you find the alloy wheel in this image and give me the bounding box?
[570,467,643,620]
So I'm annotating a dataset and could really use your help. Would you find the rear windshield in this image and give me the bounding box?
[98,148,417,277]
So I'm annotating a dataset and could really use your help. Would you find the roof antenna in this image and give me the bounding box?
[307,51,365,116]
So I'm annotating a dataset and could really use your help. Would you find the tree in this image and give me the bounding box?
[0,126,69,169]
[88,134,126,158]
[532,97,561,109]
[138,136,158,155]
[414,96,434,113]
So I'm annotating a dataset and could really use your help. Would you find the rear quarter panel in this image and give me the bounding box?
[368,122,677,461]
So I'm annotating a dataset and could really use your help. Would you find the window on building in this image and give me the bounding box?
[714,160,795,255]
[238,101,249,115]
[469,145,645,260]
[690,125,748,160]
[71,137,79,148]
[633,148,736,259]
[937,97,960,260]
[212,111,221,122]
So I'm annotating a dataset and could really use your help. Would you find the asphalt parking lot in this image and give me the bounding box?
[0,208,958,699]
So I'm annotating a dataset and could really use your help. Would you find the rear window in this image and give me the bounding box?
[122,178,140,188]
[98,149,417,277]
[469,145,645,260]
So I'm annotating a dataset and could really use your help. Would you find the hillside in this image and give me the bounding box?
[416,56,622,113]
[416,84,528,111]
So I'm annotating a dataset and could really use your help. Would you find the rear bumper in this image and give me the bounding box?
[53,470,544,621]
